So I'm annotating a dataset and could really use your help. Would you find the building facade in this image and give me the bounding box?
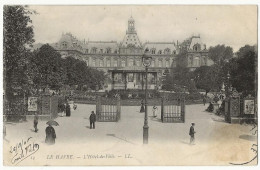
[48,16,213,90]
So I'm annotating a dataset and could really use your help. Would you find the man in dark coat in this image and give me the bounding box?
[189,123,196,145]
[89,111,96,129]
[45,125,56,145]
[66,103,71,117]
[33,113,39,132]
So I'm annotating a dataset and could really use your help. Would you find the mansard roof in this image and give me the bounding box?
[143,42,177,53]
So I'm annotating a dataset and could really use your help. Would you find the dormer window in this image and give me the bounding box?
[164,48,171,54]
[151,48,156,54]
[91,47,97,54]
[158,50,162,54]
[62,42,67,48]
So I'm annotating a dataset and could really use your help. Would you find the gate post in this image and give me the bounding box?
[181,98,185,122]
[116,96,121,121]
[96,96,101,121]
[161,97,164,122]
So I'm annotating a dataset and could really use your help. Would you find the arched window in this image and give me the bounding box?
[99,59,104,67]
[194,57,200,66]
[166,60,170,67]
[128,59,134,66]
[158,60,162,67]
[121,60,126,67]
[114,59,118,67]
[106,58,111,67]
[136,60,141,67]
[158,50,162,54]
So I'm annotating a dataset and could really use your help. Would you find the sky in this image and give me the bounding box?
[29,5,257,52]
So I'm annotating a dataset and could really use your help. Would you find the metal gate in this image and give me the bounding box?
[161,98,185,123]
[96,96,121,122]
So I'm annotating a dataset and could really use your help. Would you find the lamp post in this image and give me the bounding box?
[226,71,230,97]
[142,49,152,144]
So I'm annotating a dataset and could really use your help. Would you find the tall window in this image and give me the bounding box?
[136,60,141,67]
[121,60,126,67]
[128,59,134,66]
[194,57,200,66]
[166,60,170,67]
[158,60,162,67]
[92,59,96,67]
[99,59,104,67]
[106,59,111,67]
[151,60,155,67]
[85,60,89,66]
[114,59,118,67]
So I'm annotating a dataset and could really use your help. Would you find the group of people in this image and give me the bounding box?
[32,109,97,145]
[140,100,158,117]
[140,100,197,145]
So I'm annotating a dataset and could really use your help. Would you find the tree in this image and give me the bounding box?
[229,45,257,96]
[208,45,233,65]
[31,44,67,90]
[4,5,35,100]
[193,66,220,95]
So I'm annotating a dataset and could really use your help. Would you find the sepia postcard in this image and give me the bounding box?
[2,4,258,166]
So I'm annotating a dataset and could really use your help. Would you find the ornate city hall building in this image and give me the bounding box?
[50,16,213,91]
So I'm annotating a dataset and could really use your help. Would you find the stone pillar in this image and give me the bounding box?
[124,73,127,90]
[116,96,121,121]
[96,96,101,121]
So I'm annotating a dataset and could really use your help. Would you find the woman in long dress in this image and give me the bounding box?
[140,100,145,113]
[45,125,56,145]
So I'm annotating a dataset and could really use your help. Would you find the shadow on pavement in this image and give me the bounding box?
[149,116,162,122]
[85,126,90,129]
[106,134,136,145]
[211,117,226,123]
[239,134,257,142]
[180,140,190,145]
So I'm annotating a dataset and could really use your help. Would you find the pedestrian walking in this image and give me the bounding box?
[45,125,56,145]
[89,111,96,129]
[66,103,71,117]
[152,105,158,117]
[33,113,39,132]
[140,99,145,113]
[203,96,206,106]
[189,123,196,145]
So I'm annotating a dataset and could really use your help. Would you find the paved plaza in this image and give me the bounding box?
[4,103,257,165]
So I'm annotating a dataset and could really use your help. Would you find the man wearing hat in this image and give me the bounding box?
[189,123,196,145]
[89,111,96,129]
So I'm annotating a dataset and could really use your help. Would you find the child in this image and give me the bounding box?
[152,105,158,117]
